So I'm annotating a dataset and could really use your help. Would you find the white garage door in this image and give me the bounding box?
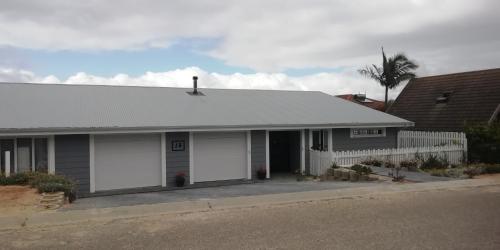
[94,134,162,191]
[193,132,247,182]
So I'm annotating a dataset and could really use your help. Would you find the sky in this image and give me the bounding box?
[1,0,499,100]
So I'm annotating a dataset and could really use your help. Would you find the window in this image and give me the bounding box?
[34,138,48,173]
[312,129,329,151]
[0,137,48,174]
[350,128,386,138]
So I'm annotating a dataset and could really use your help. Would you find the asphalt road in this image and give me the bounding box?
[2,184,500,249]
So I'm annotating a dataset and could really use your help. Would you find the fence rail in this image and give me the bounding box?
[398,130,467,149]
[309,145,465,176]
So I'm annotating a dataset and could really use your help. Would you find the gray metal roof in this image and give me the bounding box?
[0,82,412,133]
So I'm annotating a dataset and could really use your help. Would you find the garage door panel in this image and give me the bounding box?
[94,134,162,191]
[193,132,247,182]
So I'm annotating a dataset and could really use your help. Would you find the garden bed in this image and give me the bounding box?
[0,185,42,216]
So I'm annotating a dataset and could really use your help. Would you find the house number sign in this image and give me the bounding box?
[172,140,185,151]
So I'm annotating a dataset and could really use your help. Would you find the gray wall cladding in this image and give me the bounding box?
[251,130,266,179]
[331,128,398,151]
[165,132,190,187]
[54,134,90,195]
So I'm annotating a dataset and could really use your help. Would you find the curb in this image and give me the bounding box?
[1,178,497,231]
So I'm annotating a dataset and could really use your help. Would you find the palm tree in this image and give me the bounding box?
[358,48,418,110]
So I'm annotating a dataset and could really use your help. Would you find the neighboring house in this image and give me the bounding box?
[388,68,500,132]
[0,79,412,196]
[336,94,385,111]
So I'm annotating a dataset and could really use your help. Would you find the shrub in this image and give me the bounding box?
[0,172,34,186]
[400,160,418,171]
[463,167,481,179]
[29,173,71,188]
[384,161,395,169]
[361,158,382,167]
[330,162,340,169]
[465,122,500,164]
[37,182,74,196]
[482,164,500,174]
[351,164,372,175]
[420,154,449,170]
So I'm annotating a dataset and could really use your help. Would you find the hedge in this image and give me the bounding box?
[465,122,500,164]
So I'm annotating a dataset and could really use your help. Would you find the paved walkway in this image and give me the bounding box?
[68,177,387,210]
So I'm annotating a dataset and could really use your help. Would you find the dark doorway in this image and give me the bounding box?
[269,131,301,174]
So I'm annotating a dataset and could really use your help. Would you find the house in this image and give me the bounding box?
[336,94,385,111]
[0,78,412,196]
[387,68,500,132]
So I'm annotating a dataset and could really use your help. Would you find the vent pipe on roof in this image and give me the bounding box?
[193,76,198,94]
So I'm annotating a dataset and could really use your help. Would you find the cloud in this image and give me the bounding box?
[0,66,404,100]
[0,0,499,74]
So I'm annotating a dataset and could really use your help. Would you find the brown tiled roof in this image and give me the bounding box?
[387,68,500,132]
[336,94,385,111]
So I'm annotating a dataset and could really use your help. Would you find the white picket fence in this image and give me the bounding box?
[398,130,467,149]
[309,145,465,176]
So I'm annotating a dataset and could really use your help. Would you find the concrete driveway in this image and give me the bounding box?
[68,176,387,210]
[68,168,453,211]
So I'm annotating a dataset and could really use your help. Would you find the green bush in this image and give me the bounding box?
[384,161,395,169]
[0,172,34,185]
[400,159,418,171]
[361,158,383,167]
[465,122,500,164]
[330,162,340,169]
[420,154,449,170]
[351,164,372,175]
[37,182,73,196]
[0,172,76,199]
[482,164,500,174]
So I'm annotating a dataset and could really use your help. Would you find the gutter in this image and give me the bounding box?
[0,122,414,136]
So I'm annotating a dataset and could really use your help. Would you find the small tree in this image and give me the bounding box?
[358,48,418,110]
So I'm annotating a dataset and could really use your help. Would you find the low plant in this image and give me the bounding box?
[330,162,340,169]
[392,175,406,182]
[361,158,383,167]
[420,154,449,170]
[463,167,481,179]
[384,161,395,169]
[0,172,34,186]
[175,172,186,187]
[295,169,305,181]
[400,159,418,171]
[391,166,405,182]
[350,164,372,176]
[256,166,267,180]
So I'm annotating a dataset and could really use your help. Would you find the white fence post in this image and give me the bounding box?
[4,151,10,177]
